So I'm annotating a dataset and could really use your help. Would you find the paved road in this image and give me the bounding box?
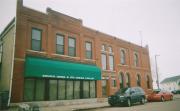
[82,97,180,111]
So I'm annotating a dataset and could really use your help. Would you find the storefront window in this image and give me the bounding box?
[90,81,96,98]
[58,80,66,100]
[74,81,80,99]
[24,79,35,101]
[49,80,58,100]
[83,81,90,98]
[66,80,73,99]
[35,79,45,101]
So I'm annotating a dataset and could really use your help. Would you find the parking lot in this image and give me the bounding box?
[81,95,180,111]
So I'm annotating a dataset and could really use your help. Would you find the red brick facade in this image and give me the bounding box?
[11,0,152,102]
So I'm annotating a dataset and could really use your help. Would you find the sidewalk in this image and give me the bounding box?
[40,102,109,111]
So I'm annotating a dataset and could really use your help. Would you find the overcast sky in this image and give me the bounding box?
[0,0,180,88]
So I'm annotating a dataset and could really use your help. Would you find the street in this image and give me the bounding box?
[81,97,180,111]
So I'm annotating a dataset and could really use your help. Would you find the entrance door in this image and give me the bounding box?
[102,80,107,97]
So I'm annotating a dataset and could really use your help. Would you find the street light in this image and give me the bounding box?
[155,55,160,89]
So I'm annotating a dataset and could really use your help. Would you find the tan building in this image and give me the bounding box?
[0,0,152,104]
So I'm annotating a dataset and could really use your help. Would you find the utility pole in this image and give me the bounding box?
[155,55,160,89]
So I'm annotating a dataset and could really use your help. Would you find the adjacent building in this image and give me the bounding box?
[160,75,180,92]
[0,0,152,104]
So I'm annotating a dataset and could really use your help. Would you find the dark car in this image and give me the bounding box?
[108,87,146,107]
[171,90,180,94]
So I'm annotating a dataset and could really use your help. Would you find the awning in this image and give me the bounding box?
[25,57,101,80]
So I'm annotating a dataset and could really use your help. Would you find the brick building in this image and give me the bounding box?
[0,0,152,104]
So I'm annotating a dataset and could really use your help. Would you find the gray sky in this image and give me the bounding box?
[0,0,180,88]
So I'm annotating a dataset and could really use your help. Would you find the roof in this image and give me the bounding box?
[0,17,15,39]
[160,75,180,84]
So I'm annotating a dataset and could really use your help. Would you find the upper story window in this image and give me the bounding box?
[101,44,105,51]
[146,75,151,89]
[68,37,76,57]
[85,42,92,59]
[120,49,126,65]
[134,52,139,67]
[31,28,42,51]
[109,55,114,71]
[56,34,64,55]
[101,53,107,70]
[137,74,141,86]
[108,46,113,53]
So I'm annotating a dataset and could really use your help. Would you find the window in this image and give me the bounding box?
[120,50,126,65]
[146,75,150,89]
[68,37,76,56]
[56,34,64,54]
[58,80,66,100]
[90,81,96,98]
[134,53,139,67]
[112,79,116,87]
[108,46,113,53]
[74,81,80,99]
[85,42,92,59]
[83,81,90,98]
[125,73,130,87]
[49,80,58,100]
[31,28,42,51]
[24,79,35,101]
[109,55,114,71]
[35,79,45,101]
[137,74,141,86]
[119,72,124,89]
[101,54,107,70]
[66,80,73,99]
[101,44,105,51]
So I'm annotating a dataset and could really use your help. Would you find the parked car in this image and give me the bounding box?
[108,87,146,107]
[147,89,173,102]
[171,90,180,94]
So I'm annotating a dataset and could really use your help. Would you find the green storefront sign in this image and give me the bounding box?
[25,57,101,80]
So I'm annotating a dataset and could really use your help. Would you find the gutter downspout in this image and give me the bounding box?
[8,18,16,107]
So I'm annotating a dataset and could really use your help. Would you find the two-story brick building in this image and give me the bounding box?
[0,0,152,105]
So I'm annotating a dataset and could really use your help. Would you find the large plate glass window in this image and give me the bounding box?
[35,79,45,101]
[49,80,58,100]
[83,81,89,98]
[58,80,66,100]
[90,81,96,98]
[24,79,35,101]
[74,81,80,99]
[66,80,73,99]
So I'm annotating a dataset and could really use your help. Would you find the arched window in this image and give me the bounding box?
[120,50,126,65]
[146,75,150,89]
[134,53,139,67]
[137,74,141,86]
[119,72,124,89]
[125,73,130,87]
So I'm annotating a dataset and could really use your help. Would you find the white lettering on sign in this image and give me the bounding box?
[42,74,95,80]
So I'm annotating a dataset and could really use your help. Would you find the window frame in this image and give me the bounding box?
[85,41,92,59]
[31,28,42,51]
[68,37,76,57]
[56,34,65,55]
[120,49,126,65]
